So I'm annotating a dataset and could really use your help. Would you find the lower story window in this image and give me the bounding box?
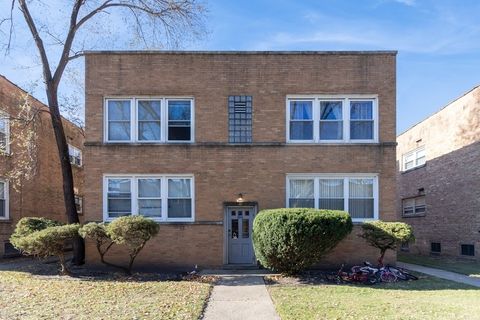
[402,196,426,216]
[287,174,378,222]
[104,175,194,221]
[431,242,441,253]
[461,244,475,256]
[0,180,8,219]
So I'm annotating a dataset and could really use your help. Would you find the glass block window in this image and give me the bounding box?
[228,96,252,143]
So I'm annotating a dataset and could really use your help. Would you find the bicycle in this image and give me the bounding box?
[356,261,397,283]
[361,261,418,281]
[325,264,378,285]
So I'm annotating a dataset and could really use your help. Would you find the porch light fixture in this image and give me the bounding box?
[236,193,244,203]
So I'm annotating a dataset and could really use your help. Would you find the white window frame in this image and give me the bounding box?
[68,144,82,167]
[104,97,195,143]
[286,173,379,222]
[103,174,195,222]
[402,196,426,217]
[286,95,379,144]
[402,146,426,171]
[0,180,9,220]
[0,113,10,154]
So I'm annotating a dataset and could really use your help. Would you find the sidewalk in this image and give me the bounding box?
[202,274,280,320]
[398,262,480,287]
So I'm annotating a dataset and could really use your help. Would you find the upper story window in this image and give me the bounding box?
[68,144,82,167]
[287,174,378,222]
[105,98,194,143]
[103,175,194,222]
[74,195,83,214]
[0,113,10,154]
[0,180,8,219]
[287,96,378,143]
[402,146,425,171]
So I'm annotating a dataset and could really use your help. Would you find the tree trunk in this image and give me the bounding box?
[378,249,387,267]
[45,83,85,265]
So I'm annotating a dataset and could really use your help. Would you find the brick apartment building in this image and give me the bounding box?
[84,51,398,268]
[0,75,84,257]
[397,86,480,260]
[397,87,480,260]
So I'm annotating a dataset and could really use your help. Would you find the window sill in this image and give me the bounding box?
[401,163,426,174]
[86,141,397,147]
[402,214,426,218]
[101,220,221,225]
[0,218,12,223]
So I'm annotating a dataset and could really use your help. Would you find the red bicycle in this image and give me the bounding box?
[326,264,378,285]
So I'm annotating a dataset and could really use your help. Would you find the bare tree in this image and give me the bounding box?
[1,0,206,264]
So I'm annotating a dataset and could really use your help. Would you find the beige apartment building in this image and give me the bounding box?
[0,75,84,257]
[398,86,480,260]
[84,51,398,268]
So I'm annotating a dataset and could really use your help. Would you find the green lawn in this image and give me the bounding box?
[399,253,480,277]
[268,275,480,320]
[0,270,211,320]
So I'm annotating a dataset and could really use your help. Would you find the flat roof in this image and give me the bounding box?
[83,50,397,55]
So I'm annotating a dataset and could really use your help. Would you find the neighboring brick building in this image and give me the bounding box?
[84,51,398,268]
[397,86,480,260]
[0,75,84,257]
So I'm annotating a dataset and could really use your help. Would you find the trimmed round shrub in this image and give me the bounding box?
[11,217,62,240]
[360,220,415,265]
[106,215,159,249]
[253,208,353,274]
[11,224,80,274]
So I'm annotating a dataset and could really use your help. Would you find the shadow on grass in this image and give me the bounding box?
[0,256,214,283]
[265,270,480,291]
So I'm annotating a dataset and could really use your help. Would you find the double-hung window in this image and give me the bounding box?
[0,113,10,153]
[287,96,377,143]
[0,180,8,219]
[104,175,194,222]
[289,100,314,141]
[68,144,82,166]
[287,174,378,222]
[402,146,426,171]
[402,196,426,216]
[105,98,194,143]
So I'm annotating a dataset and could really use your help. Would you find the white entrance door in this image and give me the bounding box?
[227,207,255,264]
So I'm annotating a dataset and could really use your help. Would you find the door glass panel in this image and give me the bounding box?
[231,210,236,216]
[245,210,249,216]
[231,219,238,239]
[242,219,249,238]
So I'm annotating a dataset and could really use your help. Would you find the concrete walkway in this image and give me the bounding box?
[202,274,280,320]
[398,262,480,287]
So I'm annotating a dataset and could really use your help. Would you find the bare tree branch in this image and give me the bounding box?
[17,0,53,84]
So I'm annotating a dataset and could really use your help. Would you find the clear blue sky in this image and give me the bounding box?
[1,0,479,134]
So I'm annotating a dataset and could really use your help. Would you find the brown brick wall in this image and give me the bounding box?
[0,76,84,257]
[84,52,397,268]
[397,86,480,260]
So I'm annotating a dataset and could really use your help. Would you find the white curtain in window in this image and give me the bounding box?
[319,179,343,197]
[348,179,374,218]
[319,179,344,210]
[290,180,314,198]
[168,179,191,197]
